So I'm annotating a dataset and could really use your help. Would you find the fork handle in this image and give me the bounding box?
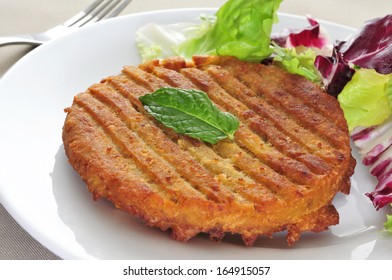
[0,35,42,47]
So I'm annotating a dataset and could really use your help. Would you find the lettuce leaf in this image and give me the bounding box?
[385,211,392,233]
[136,22,198,62]
[136,18,215,62]
[272,43,321,83]
[337,69,392,131]
[175,0,282,61]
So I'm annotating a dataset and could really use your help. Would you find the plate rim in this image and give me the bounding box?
[0,8,389,260]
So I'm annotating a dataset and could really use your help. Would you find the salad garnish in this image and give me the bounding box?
[139,88,239,144]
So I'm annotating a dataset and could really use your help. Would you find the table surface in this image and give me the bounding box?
[0,0,391,260]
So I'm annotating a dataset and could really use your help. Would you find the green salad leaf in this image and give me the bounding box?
[175,0,283,61]
[136,21,212,62]
[139,88,240,144]
[384,211,392,233]
[272,43,322,83]
[337,69,392,131]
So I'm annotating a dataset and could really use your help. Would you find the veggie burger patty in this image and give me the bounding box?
[62,55,355,246]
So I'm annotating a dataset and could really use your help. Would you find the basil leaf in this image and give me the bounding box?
[139,87,239,144]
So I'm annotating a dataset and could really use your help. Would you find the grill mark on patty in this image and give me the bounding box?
[212,140,310,198]
[122,65,168,91]
[243,62,348,131]
[176,139,286,209]
[64,105,172,202]
[219,61,348,149]
[151,66,196,88]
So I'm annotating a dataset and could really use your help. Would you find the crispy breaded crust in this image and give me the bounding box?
[62,56,355,246]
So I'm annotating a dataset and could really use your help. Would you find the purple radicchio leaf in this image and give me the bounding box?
[337,14,392,74]
[271,16,329,49]
[353,121,392,166]
[366,159,392,210]
[366,177,392,209]
[351,120,392,209]
[314,47,355,97]
[271,28,290,47]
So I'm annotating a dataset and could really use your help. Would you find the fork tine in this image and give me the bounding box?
[63,0,131,28]
[72,0,114,27]
[62,0,105,28]
[104,0,132,19]
[89,0,123,23]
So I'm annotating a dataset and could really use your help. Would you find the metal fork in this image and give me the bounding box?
[0,0,132,47]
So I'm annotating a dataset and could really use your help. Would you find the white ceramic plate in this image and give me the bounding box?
[0,8,391,260]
